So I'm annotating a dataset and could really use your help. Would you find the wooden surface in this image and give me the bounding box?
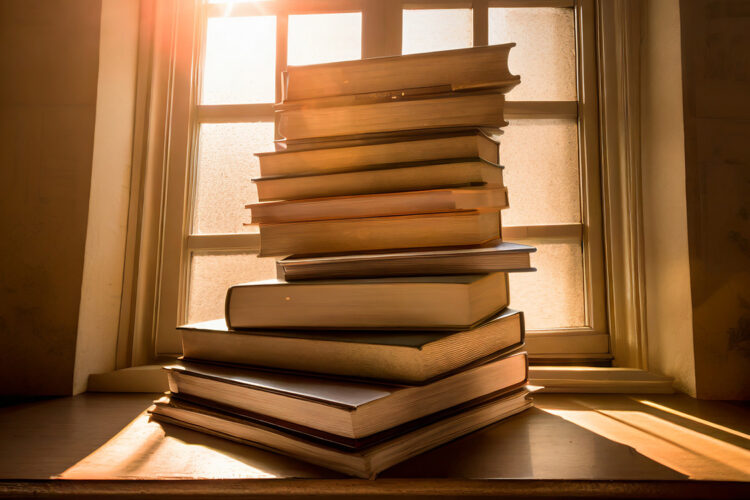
[678,0,750,399]
[0,393,748,498]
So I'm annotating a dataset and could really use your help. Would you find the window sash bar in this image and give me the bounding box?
[472,0,489,46]
[575,0,608,337]
[188,233,261,251]
[402,1,472,9]
[488,0,574,7]
[505,101,577,119]
[402,0,574,8]
[186,223,583,252]
[206,0,575,18]
[197,104,275,122]
[206,0,365,18]
[195,101,577,124]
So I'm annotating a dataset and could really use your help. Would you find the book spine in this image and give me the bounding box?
[224,286,235,330]
[277,94,506,141]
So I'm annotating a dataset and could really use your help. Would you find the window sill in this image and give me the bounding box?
[2,392,747,497]
[87,365,674,394]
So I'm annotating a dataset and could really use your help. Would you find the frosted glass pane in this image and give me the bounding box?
[288,13,362,66]
[500,119,580,225]
[402,9,473,55]
[193,122,275,234]
[489,8,576,101]
[508,241,584,329]
[188,252,277,324]
[202,16,276,104]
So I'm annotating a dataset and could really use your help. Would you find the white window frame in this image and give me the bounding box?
[114,0,650,370]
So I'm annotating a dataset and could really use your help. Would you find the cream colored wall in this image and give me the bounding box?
[0,0,102,395]
[640,0,696,395]
[73,0,140,394]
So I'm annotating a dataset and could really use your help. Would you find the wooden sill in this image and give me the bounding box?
[1,392,748,498]
[1,479,748,499]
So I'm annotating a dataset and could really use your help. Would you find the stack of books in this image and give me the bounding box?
[149,45,538,479]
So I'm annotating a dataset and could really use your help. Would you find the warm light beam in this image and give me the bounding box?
[634,398,750,442]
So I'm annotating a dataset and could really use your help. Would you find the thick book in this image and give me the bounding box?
[276,126,503,152]
[149,387,532,479]
[225,273,509,330]
[253,158,503,202]
[179,309,524,383]
[257,210,501,257]
[278,241,536,280]
[248,187,508,224]
[255,130,500,178]
[163,350,527,440]
[276,92,507,141]
[283,43,519,102]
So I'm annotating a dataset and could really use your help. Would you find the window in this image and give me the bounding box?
[141,0,607,362]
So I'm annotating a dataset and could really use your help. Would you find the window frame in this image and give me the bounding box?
[119,0,614,367]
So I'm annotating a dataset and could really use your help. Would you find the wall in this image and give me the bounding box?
[0,0,102,395]
[73,0,140,395]
[640,0,696,395]
[679,0,750,399]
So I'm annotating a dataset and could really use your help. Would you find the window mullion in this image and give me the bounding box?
[194,101,577,123]
[472,0,488,46]
[197,104,275,123]
[362,0,402,57]
[275,13,288,105]
[184,223,584,253]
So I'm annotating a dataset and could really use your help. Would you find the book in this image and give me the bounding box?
[276,91,507,141]
[277,241,536,281]
[278,84,495,111]
[283,43,519,102]
[179,309,525,383]
[249,187,508,224]
[257,210,501,257]
[253,159,503,202]
[164,350,527,440]
[225,273,509,330]
[149,387,532,479]
[255,130,500,178]
[276,126,503,152]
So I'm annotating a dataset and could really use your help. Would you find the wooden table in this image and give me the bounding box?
[0,393,748,498]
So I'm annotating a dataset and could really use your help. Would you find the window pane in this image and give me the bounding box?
[288,13,362,66]
[193,122,275,234]
[489,8,576,101]
[188,251,277,324]
[509,240,585,329]
[402,9,473,55]
[499,119,581,226]
[202,16,276,104]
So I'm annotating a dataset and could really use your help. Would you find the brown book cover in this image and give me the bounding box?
[256,210,502,257]
[148,387,532,478]
[252,158,503,202]
[164,382,529,451]
[276,92,507,141]
[163,349,528,439]
[283,43,519,101]
[225,273,510,331]
[248,186,508,224]
[278,241,536,280]
[180,309,525,384]
[255,129,500,177]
